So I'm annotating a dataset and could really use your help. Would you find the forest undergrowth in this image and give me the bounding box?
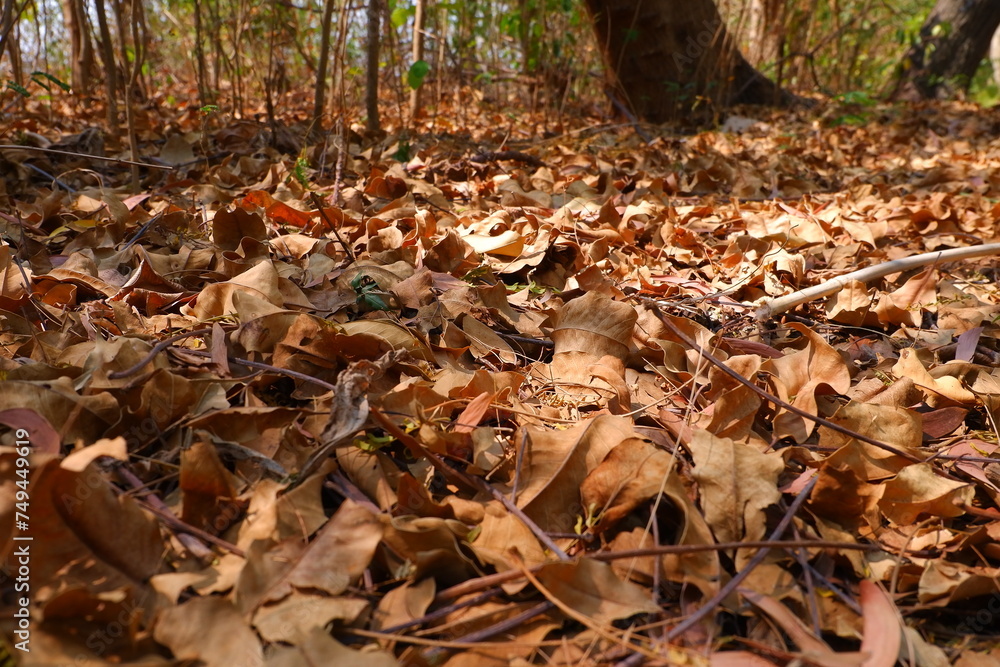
[2,91,1000,666]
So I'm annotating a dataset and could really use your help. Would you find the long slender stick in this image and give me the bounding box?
[309,191,355,262]
[433,538,918,604]
[0,144,173,169]
[754,243,1000,320]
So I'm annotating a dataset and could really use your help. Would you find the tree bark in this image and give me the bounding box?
[1,0,23,85]
[745,0,785,67]
[94,0,117,126]
[365,0,381,133]
[193,0,213,105]
[313,0,335,124]
[409,0,426,119]
[991,25,1000,88]
[583,0,791,122]
[62,0,94,94]
[891,0,1000,101]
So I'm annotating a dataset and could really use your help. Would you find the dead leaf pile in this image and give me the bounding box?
[3,96,1000,665]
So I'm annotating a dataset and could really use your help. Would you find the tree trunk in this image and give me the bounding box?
[1,0,24,85]
[313,0,335,124]
[62,0,94,94]
[365,0,381,133]
[94,0,117,126]
[583,0,790,122]
[409,0,426,119]
[992,26,1000,88]
[745,0,786,67]
[891,0,1000,101]
[193,0,213,105]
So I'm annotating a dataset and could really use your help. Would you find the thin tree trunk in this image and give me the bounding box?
[517,0,535,75]
[229,0,246,118]
[434,1,446,113]
[313,0,336,124]
[94,0,117,126]
[365,0,381,133]
[1,0,24,84]
[409,0,426,120]
[264,0,278,133]
[332,0,349,103]
[62,0,94,94]
[122,0,145,190]
[193,0,212,105]
[205,0,224,94]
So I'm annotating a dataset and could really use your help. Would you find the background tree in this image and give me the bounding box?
[583,0,791,122]
[366,0,381,134]
[313,0,336,124]
[409,0,426,118]
[0,0,23,85]
[61,0,94,94]
[8,0,1000,134]
[94,0,116,124]
[891,0,1000,100]
[745,0,787,71]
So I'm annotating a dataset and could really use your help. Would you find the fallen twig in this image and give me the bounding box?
[115,463,241,559]
[754,243,1000,320]
[0,144,174,169]
[309,191,356,262]
[433,537,920,604]
[107,328,214,379]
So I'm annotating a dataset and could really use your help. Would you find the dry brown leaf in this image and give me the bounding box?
[765,322,851,442]
[252,593,369,644]
[515,415,634,535]
[879,463,972,525]
[235,499,384,612]
[535,558,661,623]
[687,429,784,549]
[154,596,264,667]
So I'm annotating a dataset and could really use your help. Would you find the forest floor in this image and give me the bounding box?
[2,91,1000,666]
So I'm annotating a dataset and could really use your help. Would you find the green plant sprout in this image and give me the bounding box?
[574,502,601,535]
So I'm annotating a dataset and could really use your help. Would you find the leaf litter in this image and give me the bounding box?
[3,97,1000,665]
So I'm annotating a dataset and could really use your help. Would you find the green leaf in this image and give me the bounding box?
[361,293,391,311]
[31,71,70,92]
[392,139,411,162]
[6,81,30,97]
[390,6,411,28]
[407,60,430,90]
